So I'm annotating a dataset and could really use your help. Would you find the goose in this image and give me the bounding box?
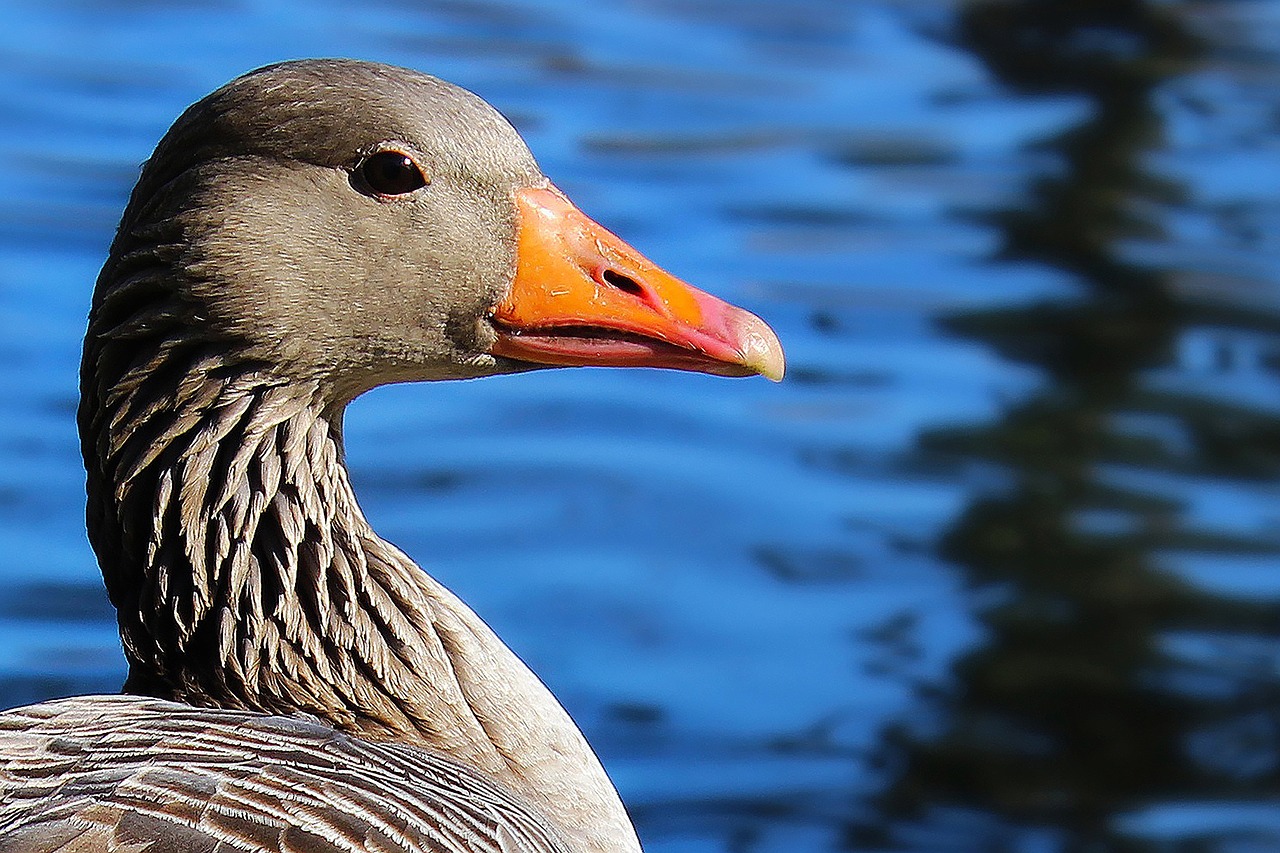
[0,59,783,853]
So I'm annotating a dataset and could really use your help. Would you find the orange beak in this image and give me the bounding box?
[489,185,784,381]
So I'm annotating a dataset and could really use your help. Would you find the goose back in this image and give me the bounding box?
[0,695,572,853]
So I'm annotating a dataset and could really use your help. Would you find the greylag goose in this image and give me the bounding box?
[0,59,783,853]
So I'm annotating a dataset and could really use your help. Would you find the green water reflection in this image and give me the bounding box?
[860,1,1280,850]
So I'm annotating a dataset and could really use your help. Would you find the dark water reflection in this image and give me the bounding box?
[0,1,1277,852]
[860,3,1280,851]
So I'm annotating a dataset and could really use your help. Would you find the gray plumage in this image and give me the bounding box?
[1,696,569,853]
[1,60,642,853]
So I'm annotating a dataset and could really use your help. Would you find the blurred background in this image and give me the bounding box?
[1,0,1278,850]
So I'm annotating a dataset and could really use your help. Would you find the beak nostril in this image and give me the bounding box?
[600,268,645,298]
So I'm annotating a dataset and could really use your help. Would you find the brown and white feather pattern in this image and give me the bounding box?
[64,211,639,853]
[0,695,572,853]
[78,233,507,748]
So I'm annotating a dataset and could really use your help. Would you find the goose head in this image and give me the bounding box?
[97,58,784,409]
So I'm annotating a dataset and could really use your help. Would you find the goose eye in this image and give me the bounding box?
[357,151,428,196]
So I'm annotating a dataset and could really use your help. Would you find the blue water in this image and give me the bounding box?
[1,1,1278,851]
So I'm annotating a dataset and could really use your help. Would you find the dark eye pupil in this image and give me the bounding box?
[360,151,426,195]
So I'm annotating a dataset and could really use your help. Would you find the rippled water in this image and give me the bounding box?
[1,1,1278,851]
